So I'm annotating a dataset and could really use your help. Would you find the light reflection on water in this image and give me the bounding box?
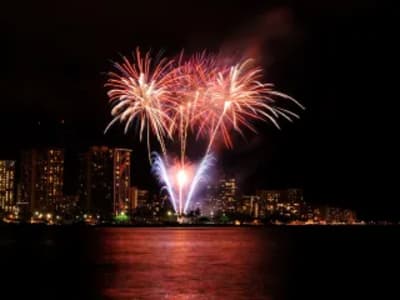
[94,228,286,300]
[2,226,395,299]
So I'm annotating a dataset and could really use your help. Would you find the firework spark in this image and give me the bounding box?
[152,153,214,215]
[105,48,178,159]
[183,153,214,214]
[200,59,305,154]
[151,153,177,213]
[168,52,218,163]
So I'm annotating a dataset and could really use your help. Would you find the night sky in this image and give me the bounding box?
[0,1,395,219]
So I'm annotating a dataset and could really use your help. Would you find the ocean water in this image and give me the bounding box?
[0,226,398,299]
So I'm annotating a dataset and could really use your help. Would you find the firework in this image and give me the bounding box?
[183,153,214,214]
[151,153,178,212]
[104,48,178,159]
[200,59,305,154]
[168,52,218,163]
[105,48,304,216]
[152,153,214,215]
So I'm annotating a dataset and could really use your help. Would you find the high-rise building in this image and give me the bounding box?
[256,189,281,215]
[0,160,16,212]
[204,183,219,215]
[55,195,79,220]
[129,186,139,212]
[219,177,238,213]
[256,188,304,219]
[287,188,304,219]
[320,206,357,224]
[137,189,149,208]
[203,176,238,216]
[78,146,132,219]
[113,148,131,216]
[20,149,64,214]
[128,187,152,211]
[78,146,113,217]
[240,195,260,217]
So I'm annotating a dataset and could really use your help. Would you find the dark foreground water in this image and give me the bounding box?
[0,226,399,299]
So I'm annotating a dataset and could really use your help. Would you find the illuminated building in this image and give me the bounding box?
[204,183,219,216]
[78,146,113,218]
[55,195,79,220]
[218,177,238,213]
[78,146,132,219]
[256,188,304,220]
[113,148,131,216]
[256,189,281,215]
[129,186,139,211]
[240,195,261,218]
[320,206,357,224]
[286,188,304,219]
[20,149,64,214]
[204,176,238,216]
[129,187,159,218]
[0,160,16,212]
[137,189,149,208]
[300,204,320,223]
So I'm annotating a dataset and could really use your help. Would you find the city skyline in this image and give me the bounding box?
[0,144,366,224]
[0,1,393,220]
[0,2,394,300]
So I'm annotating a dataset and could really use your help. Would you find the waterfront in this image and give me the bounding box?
[0,226,398,299]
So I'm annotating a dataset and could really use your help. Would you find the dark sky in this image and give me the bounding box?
[0,0,396,219]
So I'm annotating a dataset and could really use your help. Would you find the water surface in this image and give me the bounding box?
[0,226,398,299]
